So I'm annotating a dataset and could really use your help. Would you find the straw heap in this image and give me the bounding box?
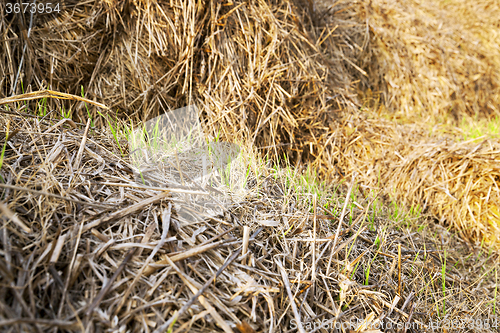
[326,115,500,247]
[362,0,500,121]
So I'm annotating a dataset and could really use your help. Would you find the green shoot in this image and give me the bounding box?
[0,132,8,183]
[350,260,361,280]
[60,104,71,119]
[81,86,94,127]
[166,312,178,333]
[98,110,124,156]
[441,249,447,315]
[494,268,498,315]
[37,97,48,117]
[364,254,378,285]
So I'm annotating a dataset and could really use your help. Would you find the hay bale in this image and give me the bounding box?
[0,0,367,154]
[328,114,500,249]
[361,0,500,121]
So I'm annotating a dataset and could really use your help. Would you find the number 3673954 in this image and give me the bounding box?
[5,2,61,14]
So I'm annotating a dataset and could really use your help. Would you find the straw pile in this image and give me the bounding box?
[0,0,366,150]
[0,113,497,332]
[335,0,500,248]
[361,0,500,121]
[321,114,500,248]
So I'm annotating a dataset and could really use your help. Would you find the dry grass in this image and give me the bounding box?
[0,112,497,332]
